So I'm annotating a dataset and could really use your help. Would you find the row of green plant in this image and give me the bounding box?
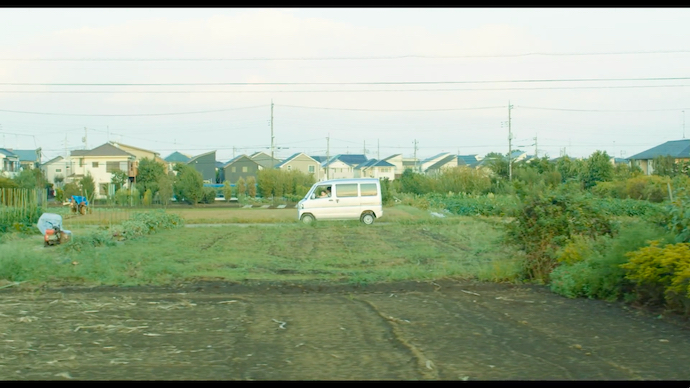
[62,210,184,252]
[0,188,46,235]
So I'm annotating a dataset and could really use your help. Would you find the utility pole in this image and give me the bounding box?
[270,100,274,162]
[83,127,88,150]
[508,102,513,181]
[326,135,330,180]
[363,140,366,155]
[232,147,236,159]
[413,139,419,172]
[534,135,538,158]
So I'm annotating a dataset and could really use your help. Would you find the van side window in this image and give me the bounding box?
[336,183,358,197]
[360,183,378,196]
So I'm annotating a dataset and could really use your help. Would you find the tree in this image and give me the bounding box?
[484,152,509,180]
[399,169,425,195]
[157,172,173,207]
[257,169,277,198]
[236,177,247,197]
[173,164,204,204]
[54,174,65,188]
[136,158,166,196]
[111,170,128,192]
[223,180,233,202]
[79,172,96,202]
[63,182,81,200]
[13,169,38,189]
[246,176,257,197]
[582,150,614,189]
[556,156,584,184]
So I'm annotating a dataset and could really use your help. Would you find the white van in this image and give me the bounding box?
[297,178,383,225]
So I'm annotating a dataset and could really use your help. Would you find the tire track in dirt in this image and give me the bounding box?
[427,285,690,379]
[229,294,420,379]
[352,297,438,380]
[360,291,621,380]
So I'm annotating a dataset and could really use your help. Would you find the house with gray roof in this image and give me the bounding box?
[67,143,137,199]
[250,151,282,169]
[186,151,217,183]
[627,139,690,175]
[276,152,323,180]
[224,154,262,184]
[420,152,458,174]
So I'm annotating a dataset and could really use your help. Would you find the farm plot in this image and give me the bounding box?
[2,280,690,380]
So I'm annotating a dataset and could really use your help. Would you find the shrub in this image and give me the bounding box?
[201,187,217,204]
[622,241,690,314]
[505,189,613,282]
[550,221,674,300]
[114,187,141,206]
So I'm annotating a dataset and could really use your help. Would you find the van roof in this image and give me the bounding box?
[317,178,380,185]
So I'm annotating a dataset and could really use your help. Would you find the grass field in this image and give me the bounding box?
[49,204,441,228]
[0,205,523,288]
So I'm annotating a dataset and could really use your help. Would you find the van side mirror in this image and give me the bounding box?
[310,193,316,200]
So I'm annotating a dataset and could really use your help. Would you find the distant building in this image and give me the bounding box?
[626,139,690,175]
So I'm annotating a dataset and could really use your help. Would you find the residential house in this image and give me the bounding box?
[321,154,368,180]
[187,151,217,183]
[41,156,66,188]
[110,142,166,165]
[9,149,41,171]
[0,148,19,178]
[223,154,262,184]
[250,151,282,169]
[67,143,136,199]
[402,158,420,172]
[164,151,192,173]
[457,154,480,167]
[420,152,458,175]
[275,153,323,180]
[627,139,690,175]
[354,159,396,180]
[382,154,404,178]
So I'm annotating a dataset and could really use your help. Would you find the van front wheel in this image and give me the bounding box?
[301,214,315,224]
[361,212,375,225]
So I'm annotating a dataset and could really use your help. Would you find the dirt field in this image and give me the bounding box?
[2,280,690,380]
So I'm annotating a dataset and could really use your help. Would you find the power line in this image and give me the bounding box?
[1,85,689,94]
[0,105,265,117]
[3,77,690,86]
[278,104,504,111]
[3,50,690,61]
[518,105,690,112]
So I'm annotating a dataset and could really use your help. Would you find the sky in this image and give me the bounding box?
[0,8,689,164]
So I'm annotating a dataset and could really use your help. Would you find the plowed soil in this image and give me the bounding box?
[2,280,690,380]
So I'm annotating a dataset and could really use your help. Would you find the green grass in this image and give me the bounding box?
[0,216,523,287]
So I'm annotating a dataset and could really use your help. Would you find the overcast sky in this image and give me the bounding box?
[1,8,689,163]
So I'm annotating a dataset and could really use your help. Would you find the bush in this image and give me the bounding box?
[505,189,613,282]
[201,187,217,204]
[550,221,674,300]
[114,187,141,206]
[622,241,690,314]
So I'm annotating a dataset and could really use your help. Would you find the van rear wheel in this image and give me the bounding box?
[361,212,375,225]
[301,214,315,224]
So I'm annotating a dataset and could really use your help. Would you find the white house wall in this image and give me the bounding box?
[68,155,131,199]
[323,160,355,179]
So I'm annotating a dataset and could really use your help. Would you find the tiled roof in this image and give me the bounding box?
[627,140,690,160]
